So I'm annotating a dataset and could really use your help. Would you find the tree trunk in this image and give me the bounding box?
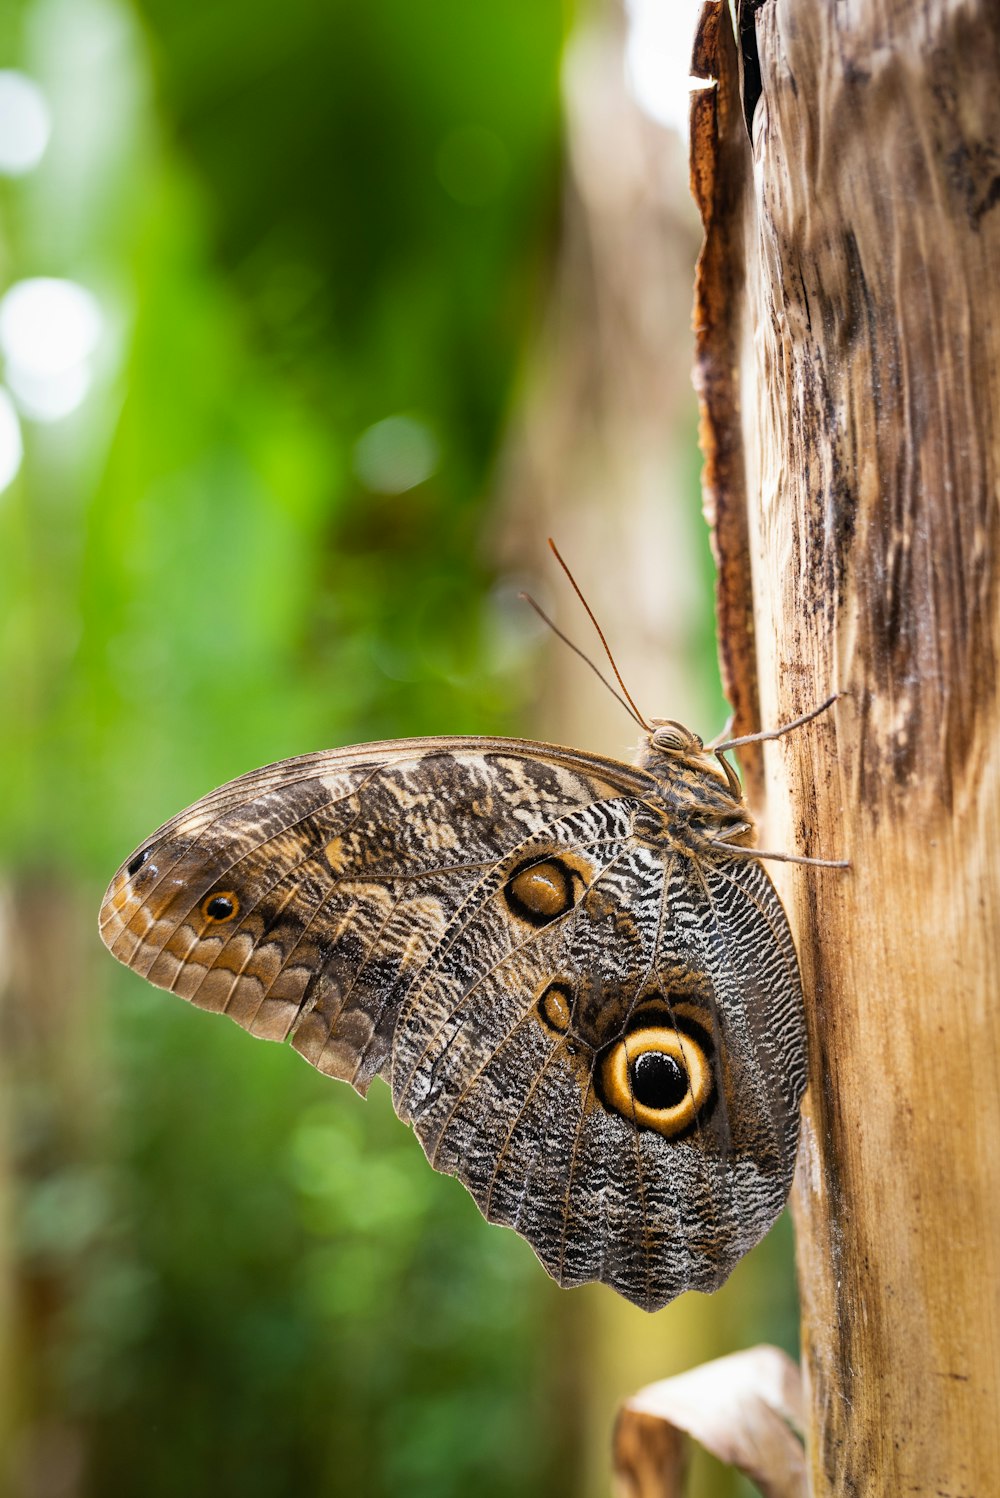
[693,0,1000,1493]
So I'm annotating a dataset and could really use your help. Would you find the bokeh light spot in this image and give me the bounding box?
[624,0,709,138]
[0,277,103,421]
[0,71,51,176]
[353,414,439,494]
[0,389,23,492]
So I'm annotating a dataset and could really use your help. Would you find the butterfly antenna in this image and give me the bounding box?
[547,538,652,730]
[519,592,646,729]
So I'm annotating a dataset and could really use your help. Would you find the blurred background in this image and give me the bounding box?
[0,1,799,1494]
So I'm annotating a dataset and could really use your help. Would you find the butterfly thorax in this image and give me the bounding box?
[634,722,755,853]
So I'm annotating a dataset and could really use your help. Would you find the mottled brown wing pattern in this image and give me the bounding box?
[387,833,803,1306]
[100,741,634,1081]
[99,735,806,1312]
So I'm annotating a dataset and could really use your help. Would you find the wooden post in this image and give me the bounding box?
[693,1,1000,1492]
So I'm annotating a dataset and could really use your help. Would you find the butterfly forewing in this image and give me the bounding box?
[99,733,807,1312]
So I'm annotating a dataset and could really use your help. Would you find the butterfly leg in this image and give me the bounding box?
[712,692,840,754]
[705,833,849,870]
[704,712,735,751]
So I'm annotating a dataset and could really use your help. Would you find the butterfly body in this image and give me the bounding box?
[100,727,806,1312]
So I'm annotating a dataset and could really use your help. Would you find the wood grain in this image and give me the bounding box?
[693,0,1000,1491]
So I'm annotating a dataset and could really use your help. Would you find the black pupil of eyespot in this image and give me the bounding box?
[631,1050,688,1110]
[127,850,151,877]
[206,896,234,919]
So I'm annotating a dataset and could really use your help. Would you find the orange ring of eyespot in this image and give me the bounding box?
[599,1026,712,1138]
[200,891,239,924]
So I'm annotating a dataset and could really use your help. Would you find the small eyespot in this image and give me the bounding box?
[127,848,154,878]
[201,892,239,923]
[504,856,585,927]
[536,980,573,1035]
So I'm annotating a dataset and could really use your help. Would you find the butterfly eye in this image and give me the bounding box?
[201,892,239,924]
[598,1022,714,1139]
[650,722,698,754]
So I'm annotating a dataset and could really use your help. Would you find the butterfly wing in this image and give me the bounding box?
[99,736,804,1311]
[387,825,804,1309]
[99,736,645,1083]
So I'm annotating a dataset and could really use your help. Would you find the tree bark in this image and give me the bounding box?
[693,1,1000,1493]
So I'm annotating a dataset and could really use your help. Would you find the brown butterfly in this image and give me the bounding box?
[98,556,842,1312]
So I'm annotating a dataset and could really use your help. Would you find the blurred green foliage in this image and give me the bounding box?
[1,0,581,1493]
[3,0,569,868]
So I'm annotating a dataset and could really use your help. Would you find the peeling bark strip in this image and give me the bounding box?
[693,2,1000,1495]
[691,0,764,796]
[613,1347,806,1498]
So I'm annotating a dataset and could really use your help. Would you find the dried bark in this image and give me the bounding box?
[613,1346,806,1498]
[693,0,1000,1493]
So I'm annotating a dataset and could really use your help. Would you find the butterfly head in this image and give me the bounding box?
[641,719,729,784]
[647,720,703,756]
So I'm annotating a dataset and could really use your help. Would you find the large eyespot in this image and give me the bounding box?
[201,892,239,924]
[504,857,582,927]
[597,1019,715,1138]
